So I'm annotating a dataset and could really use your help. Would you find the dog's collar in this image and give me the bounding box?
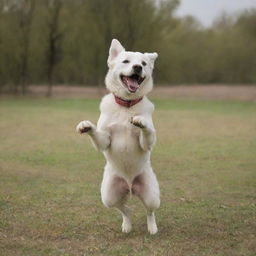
[114,94,143,108]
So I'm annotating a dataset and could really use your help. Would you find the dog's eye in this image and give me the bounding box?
[142,61,147,66]
[122,60,130,64]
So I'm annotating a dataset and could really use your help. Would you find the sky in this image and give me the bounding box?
[175,0,256,27]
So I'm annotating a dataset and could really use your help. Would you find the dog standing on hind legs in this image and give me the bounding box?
[76,39,160,234]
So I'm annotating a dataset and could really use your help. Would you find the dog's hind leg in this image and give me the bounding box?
[132,169,160,234]
[101,167,132,233]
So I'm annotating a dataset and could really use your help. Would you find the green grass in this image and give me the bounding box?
[0,97,256,256]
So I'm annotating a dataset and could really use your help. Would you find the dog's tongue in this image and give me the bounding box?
[124,77,139,93]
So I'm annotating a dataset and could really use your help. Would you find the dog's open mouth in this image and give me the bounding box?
[120,74,145,93]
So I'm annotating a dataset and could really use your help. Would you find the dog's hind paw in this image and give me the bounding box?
[148,222,158,235]
[122,219,132,233]
[76,120,94,134]
[147,212,158,235]
[131,116,147,129]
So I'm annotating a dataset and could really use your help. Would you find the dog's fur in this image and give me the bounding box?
[76,39,160,234]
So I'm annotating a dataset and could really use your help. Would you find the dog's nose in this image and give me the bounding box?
[133,65,142,73]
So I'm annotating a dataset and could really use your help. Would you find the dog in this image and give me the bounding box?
[76,39,160,234]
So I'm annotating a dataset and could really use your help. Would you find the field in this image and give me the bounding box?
[0,95,256,256]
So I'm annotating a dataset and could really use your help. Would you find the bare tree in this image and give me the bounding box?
[45,0,63,97]
[19,0,35,95]
[1,0,35,94]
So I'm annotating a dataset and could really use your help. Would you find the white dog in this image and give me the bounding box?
[76,39,160,234]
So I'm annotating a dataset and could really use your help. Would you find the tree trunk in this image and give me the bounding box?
[46,0,62,97]
[19,0,35,95]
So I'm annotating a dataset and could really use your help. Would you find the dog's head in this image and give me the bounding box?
[105,39,158,99]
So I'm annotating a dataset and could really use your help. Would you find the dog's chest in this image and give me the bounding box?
[105,113,146,175]
[107,112,140,152]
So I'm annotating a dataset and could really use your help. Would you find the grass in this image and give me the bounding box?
[0,97,255,256]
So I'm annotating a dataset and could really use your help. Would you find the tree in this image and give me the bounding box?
[0,0,35,94]
[45,0,63,97]
[18,0,35,95]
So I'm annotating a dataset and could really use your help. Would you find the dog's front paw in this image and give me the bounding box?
[131,116,147,129]
[76,120,94,134]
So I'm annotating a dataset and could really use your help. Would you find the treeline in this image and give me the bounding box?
[0,0,256,95]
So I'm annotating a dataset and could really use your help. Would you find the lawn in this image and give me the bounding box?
[0,97,255,256]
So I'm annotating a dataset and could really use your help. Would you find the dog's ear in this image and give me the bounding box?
[108,39,125,67]
[144,52,158,68]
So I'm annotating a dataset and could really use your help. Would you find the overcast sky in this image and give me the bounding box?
[175,0,256,27]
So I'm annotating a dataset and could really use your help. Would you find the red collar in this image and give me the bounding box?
[114,94,143,108]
